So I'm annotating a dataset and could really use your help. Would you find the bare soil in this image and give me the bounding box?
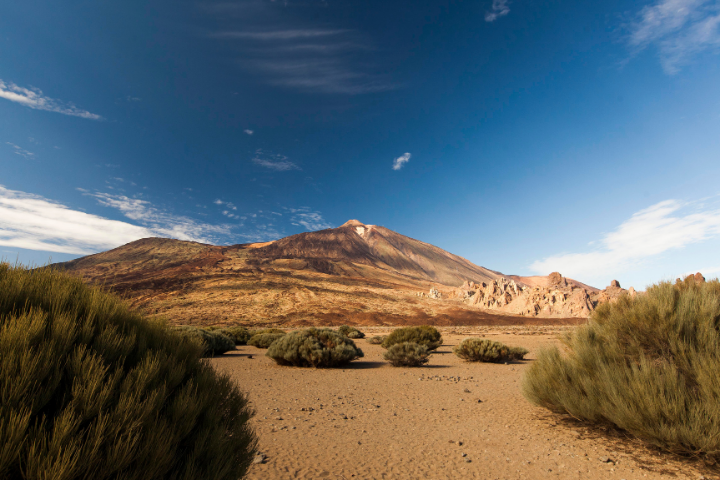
[211,327,712,480]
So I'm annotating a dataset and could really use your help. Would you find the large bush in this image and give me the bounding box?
[219,326,251,345]
[522,279,720,461]
[382,325,442,351]
[175,326,236,356]
[248,332,286,349]
[338,325,365,339]
[454,338,528,362]
[248,328,285,336]
[0,263,256,480]
[383,342,430,367]
[266,328,364,367]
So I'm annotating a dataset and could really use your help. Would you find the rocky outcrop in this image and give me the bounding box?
[458,273,637,318]
[428,287,442,299]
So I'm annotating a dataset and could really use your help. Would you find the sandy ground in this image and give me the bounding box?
[211,328,712,480]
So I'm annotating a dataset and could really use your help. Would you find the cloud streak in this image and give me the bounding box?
[627,0,720,73]
[252,150,301,171]
[392,152,411,170]
[0,186,153,254]
[6,142,35,159]
[0,79,103,120]
[290,208,333,231]
[530,199,720,279]
[485,0,511,22]
[211,24,394,94]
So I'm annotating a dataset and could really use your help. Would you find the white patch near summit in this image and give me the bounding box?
[355,226,366,236]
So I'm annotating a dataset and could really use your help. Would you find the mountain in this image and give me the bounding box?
[56,220,588,327]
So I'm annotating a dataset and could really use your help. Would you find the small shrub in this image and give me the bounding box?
[220,326,251,345]
[266,328,364,367]
[338,325,365,339]
[383,342,430,367]
[248,328,285,337]
[453,338,528,362]
[0,263,256,480]
[382,325,442,351]
[175,326,236,356]
[248,332,286,349]
[522,279,720,461]
[367,335,387,345]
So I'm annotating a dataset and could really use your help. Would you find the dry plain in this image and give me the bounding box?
[211,326,711,480]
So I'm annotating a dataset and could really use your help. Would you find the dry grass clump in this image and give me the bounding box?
[454,338,528,363]
[367,335,387,345]
[248,332,286,349]
[174,326,236,356]
[0,263,256,480]
[266,328,364,367]
[382,325,442,351]
[338,325,365,339]
[219,326,251,345]
[383,342,430,367]
[522,278,720,461]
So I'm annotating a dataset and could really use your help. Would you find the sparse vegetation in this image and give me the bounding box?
[367,335,386,344]
[0,263,256,480]
[522,278,720,461]
[248,332,286,349]
[383,342,430,366]
[266,328,364,367]
[338,325,365,338]
[174,326,236,356]
[248,328,285,336]
[219,326,252,345]
[454,338,528,362]
[382,325,442,351]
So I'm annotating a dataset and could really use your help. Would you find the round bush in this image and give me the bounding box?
[175,326,236,356]
[248,332,286,349]
[383,342,430,367]
[266,328,364,367]
[382,326,442,351]
[367,335,386,345]
[219,326,251,345]
[338,325,365,339]
[522,279,720,461]
[0,263,256,480]
[453,338,528,363]
[248,328,285,336]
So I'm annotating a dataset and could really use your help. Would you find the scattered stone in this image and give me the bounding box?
[247,355,253,359]
[461,453,467,457]
[463,388,471,393]
[252,453,266,464]
[465,458,471,463]
[598,456,613,463]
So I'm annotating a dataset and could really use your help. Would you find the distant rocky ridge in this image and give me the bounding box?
[450,273,631,317]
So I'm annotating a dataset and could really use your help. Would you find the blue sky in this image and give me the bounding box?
[1,0,719,290]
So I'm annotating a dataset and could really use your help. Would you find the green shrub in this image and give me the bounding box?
[248,328,285,336]
[382,325,442,351]
[0,263,256,480]
[219,326,251,345]
[266,328,364,367]
[174,326,236,356]
[453,338,528,362]
[522,279,720,461]
[383,342,430,367]
[367,335,386,345]
[338,325,365,339]
[248,332,286,349]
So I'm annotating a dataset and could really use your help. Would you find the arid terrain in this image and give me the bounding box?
[56,220,627,326]
[212,328,709,480]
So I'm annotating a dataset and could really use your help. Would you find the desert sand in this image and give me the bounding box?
[211,327,708,480]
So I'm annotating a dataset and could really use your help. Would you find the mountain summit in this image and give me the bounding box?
[55,222,585,326]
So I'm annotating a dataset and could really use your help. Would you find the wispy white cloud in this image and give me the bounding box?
[85,192,232,243]
[392,152,411,170]
[252,150,301,171]
[0,79,103,120]
[627,0,720,73]
[5,142,34,159]
[211,25,394,94]
[0,185,153,254]
[485,0,511,22]
[530,199,720,279]
[290,208,333,231]
[244,129,254,135]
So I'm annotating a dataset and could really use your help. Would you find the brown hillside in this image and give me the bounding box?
[55,221,586,327]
